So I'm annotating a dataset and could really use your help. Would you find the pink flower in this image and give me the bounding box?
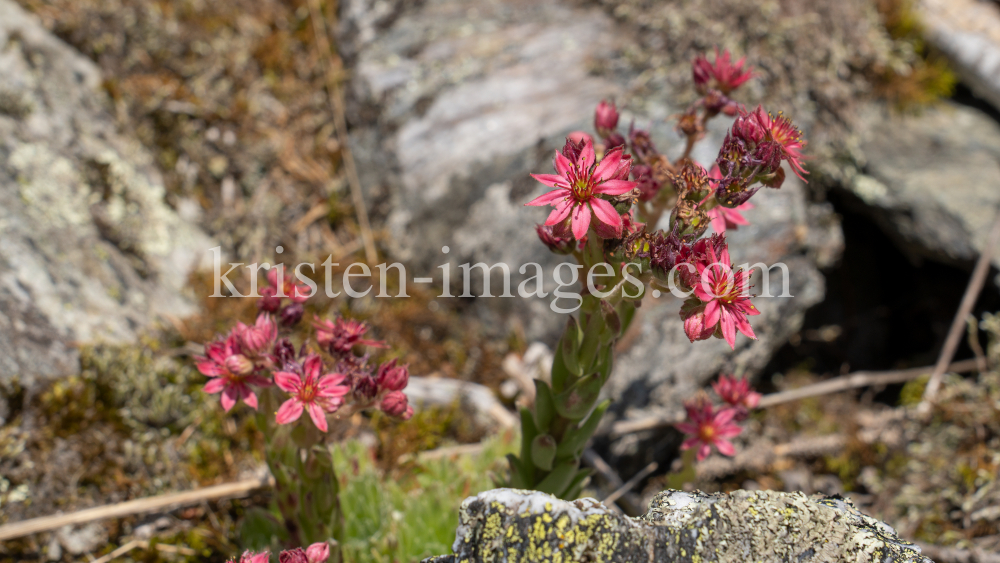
[687,235,759,349]
[231,550,270,563]
[197,332,272,412]
[753,106,808,181]
[692,48,754,95]
[380,390,410,418]
[274,355,350,432]
[306,542,330,563]
[712,374,761,419]
[267,267,312,303]
[594,100,619,136]
[675,397,742,461]
[313,316,387,357]
[526,137,637,240]
[236,314,277,358]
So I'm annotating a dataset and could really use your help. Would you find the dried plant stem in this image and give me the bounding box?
[581,449,643,515]
[609,358,980,438]
[602,461,658,505]
[922,210,1000,404]
[307,0,378,264]
[0,476,269,542]
[90,540,197,563]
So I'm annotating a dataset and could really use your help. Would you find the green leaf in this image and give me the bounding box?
[506,454,528,489]
[618,301,637,335]
[560,317,584,377]
[556,399,610,459]
[577,314,603,372]
[550,338,574,393]
[553,373,602,420]
[239,506,287,552]
[562,468,593,500]
[530,434,557,471]
[599,299,621,336]
[594,345,614,385]
[533,379,556,433]
[536,461,579,498]
[518,407,538,486]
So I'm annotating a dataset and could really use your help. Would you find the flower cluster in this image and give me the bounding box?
[526,47,807,350]
[675,375,760,461]
[196,264,413,430]
[232,543,329,563]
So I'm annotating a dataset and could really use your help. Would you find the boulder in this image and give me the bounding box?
[421,488,933,563]
[0,0,212,387]
[918,0,1000,112]
[340,0,842,418]
[831,102,1000,273]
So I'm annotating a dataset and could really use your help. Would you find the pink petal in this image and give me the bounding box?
[715,438,736,456]
[196,360,227,377]
[714,408,737,426]
[733,311,757,340]
[267,268,279,289]
[306,542,330,563]
[681,436,701,450]
[720,308,737,349]
[246,375,274,387]
[530,173,570,189]
[675,422,699,435]
[275,399,304,424]
[715,424,743,439]
[589,198,622,234]
[703,299,722,328]
[544,199,575,226]
[553,151,573,177]
[274,371,302,394]
[203,378,227,394]
[592,147,623,180]
[303,355,323,378]
[709,209,727,234]
[526,188,570,207]
[570,201,592,240]
[221,386,238,412]
[697,443,711,461]
[242,389,259,410]
[307,403,329,433]
[593,179,637,196]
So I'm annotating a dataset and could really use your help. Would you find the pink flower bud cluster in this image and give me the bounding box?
[197,277,413,432]
[233,542,329,563]
[675,374,760,461]
[259,267,311,327]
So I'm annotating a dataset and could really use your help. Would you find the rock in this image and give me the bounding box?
[0,0,213,386]
[421,488,933,563]
[55,523,106,556]
[340,0,842,419]
[918,0,1000,112]
[833,102,1000,273]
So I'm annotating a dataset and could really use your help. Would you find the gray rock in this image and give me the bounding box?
[0,0,213,386]
[834,102,1000,272]
[919,0,1000,112]
[340,0,842,418]
[421,488,933,563]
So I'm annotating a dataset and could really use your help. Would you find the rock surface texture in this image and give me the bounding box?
[340,0,843,422]
[919,0,1000,111]
[422,488,933,563]
[0,0,211,386]
[830,102,1000,272]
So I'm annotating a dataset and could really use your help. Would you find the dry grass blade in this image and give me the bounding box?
[923,209,1000,404]
[0,476,268,542]
[306,0,378,264]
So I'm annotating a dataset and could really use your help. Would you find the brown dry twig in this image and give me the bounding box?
[609,359,979,438]
[306,0,378,264]
[923,209,1000,404]
[0,476,269,542]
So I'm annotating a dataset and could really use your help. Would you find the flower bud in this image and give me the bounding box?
[401,405,414,420]
[258,286,281,313]
[280,303,304,327]
[354,374,378,401]
[594,100,620,137]
[605,132,626,150]
[681,299,715,342]
[225,354,254,376]
[380,391,409,417]
[273,337,297,367]
[305,543,330,563]
[628,125,657,161]
[536,224,575,255]
[279,548,308,563]
[375,359,409,391]
[240,314,277,357]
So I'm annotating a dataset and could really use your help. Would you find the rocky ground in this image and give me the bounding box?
[1,0,1000,560]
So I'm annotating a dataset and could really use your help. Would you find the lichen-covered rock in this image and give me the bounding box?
[0,0,212,385]
[422,488,934,563]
